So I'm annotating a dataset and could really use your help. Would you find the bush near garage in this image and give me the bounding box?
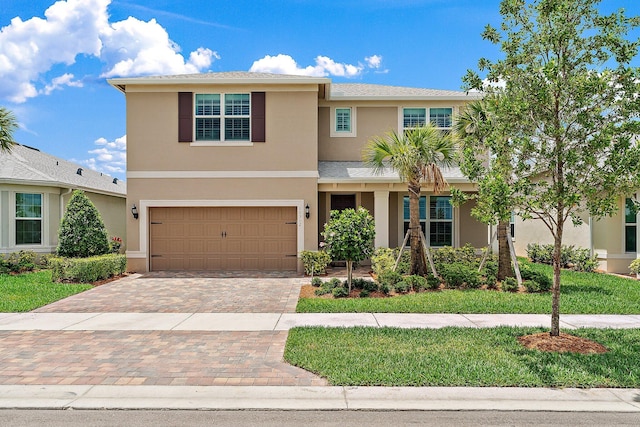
[49,254,126,283]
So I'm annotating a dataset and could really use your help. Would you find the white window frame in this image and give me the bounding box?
[399,107,454,133]
[194,93,251,144]
[402,195,454,247]
[330,106,357,137]
[429,195,453,247]
[625,197,637,253]
[14,192,43,246]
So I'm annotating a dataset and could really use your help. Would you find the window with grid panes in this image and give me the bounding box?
[429,108,452,129]
[195,94,250,141]
[335,108,351,132]
[429,196,452,247]
[403,196,427,241]
[16,193,42,245]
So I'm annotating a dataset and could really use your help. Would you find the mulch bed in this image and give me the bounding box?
[518,332,608,354]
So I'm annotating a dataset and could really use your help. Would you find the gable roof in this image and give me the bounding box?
[108,71,479,101]
[0,144,126,197]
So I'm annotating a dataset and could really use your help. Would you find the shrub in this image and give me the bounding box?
[630,258,640,275]
[57,190,110,258]
[359,289,370,298]
[526,243,598,272]
[482,260,498,278]
[1,250,38,273]
[332,286,349,298]
[49,254,126,283]
[440,262,481,289]
[310,277,323,287]
[393,280,411,294]
[403,275,427,292]
[483,275,498,289]
[523,280,544,293]
[300,250,332,276]
[425,274,441,290]
[377,270,403,288]
[520,266,552,292]
[371,247,396,277]
[501,276,519,292]
[380,283,391,295]
[432,244,479,271]
[353,278,378,292]
[371,247,410,276]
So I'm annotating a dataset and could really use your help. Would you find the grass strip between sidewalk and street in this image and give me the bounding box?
[297,262,640,314]
[0,271,92,312]
[284,326,640,387]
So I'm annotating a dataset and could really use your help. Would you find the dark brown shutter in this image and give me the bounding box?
[178,92,193,142]
[251,92,265,142]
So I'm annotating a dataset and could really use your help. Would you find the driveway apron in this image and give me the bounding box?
[0,273,327,386]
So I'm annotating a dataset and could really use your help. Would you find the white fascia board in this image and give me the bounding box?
[327,94,483,102]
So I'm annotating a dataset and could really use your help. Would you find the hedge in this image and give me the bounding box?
[49,254,127,283]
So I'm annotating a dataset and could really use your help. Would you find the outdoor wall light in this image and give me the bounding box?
[131,204,139,220]
[305,204,310,219]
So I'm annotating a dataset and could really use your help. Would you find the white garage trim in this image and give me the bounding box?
[138,199,305,271]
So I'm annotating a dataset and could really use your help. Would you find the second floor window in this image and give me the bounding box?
[195,93,250,142]
[403,107,453,133]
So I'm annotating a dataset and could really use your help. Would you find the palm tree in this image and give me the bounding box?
[455,96,514,280]
[363,123,457,276]
[0,107,18,153]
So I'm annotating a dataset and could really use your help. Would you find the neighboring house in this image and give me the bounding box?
[513,195,640,274]
[109,71,488,273]
[0,144,127,255]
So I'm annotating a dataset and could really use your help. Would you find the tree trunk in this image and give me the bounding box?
[409,182,427,276]
[497,220,514,280]
[551,224,563,337]
[346,260,353,293]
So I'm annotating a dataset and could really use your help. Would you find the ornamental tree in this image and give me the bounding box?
[464,0,640,336]
[321,207,375,292]
[58,190,111,258]
[0,106,17,153]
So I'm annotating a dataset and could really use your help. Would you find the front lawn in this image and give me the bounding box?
[0,270,92,312]
[297,262,640,314]
[284,326,640,387]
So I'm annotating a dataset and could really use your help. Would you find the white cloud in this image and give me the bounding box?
[249,54,368,78]
[79,134,127,175]
[365,54,389,74]
[41,73,83,95]
[0,0,218,103]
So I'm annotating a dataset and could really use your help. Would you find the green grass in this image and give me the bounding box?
[285,326,640,387]
[297,262,640,314]
[0,270,92,312]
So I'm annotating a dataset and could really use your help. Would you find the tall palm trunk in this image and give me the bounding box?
[409,181,427,276]
[497,220,514,280]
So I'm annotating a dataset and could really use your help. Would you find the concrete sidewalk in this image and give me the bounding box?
[0,385,639,411]
[1,312,640,331]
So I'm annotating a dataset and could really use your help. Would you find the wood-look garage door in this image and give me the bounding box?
[149,207,298,271]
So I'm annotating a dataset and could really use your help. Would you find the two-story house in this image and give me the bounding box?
[106,72,499,273]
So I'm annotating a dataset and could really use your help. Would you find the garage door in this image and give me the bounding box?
[149,207,298,271]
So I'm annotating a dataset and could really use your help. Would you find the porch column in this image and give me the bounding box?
[374,191,390,248]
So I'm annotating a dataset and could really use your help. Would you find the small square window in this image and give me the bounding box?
[335,108,351,132]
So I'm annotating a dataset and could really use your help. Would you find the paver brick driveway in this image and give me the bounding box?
[35,274,304,313]
[0,273,328,387]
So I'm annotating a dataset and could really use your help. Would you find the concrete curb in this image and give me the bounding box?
[0,385,639,411]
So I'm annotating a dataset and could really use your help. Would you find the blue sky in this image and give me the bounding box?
[1,0,638,181]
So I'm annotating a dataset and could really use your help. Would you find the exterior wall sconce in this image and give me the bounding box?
[305,204,310,219]
[131,204,139,220]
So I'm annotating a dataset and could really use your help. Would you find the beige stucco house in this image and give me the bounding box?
[0,144,126,255]
[108,71,489,274]
[512,194,640,274]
